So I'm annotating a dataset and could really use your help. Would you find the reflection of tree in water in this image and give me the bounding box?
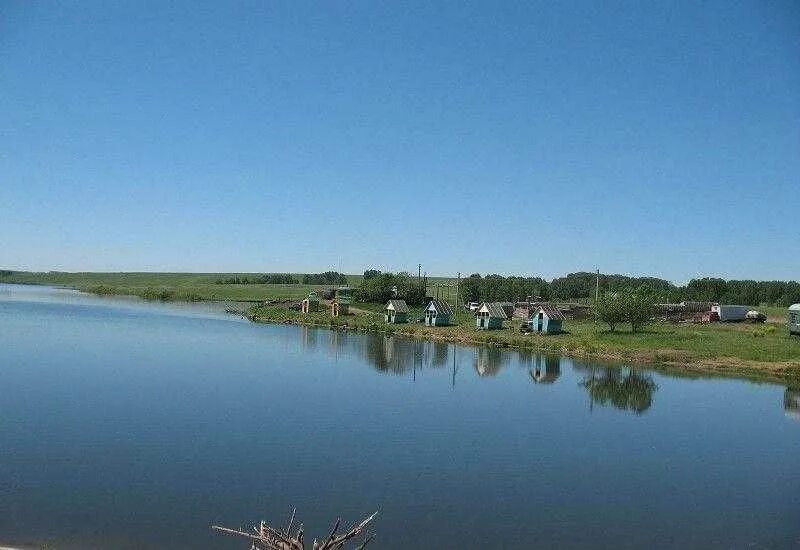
[581,368,657,414]
[474,347,506,377]
[364,334,423,375]
[785,387,800,422]
[529,355,561,384]
[365,333,391,373]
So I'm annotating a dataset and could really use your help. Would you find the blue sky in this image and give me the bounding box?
[1,1,798,282]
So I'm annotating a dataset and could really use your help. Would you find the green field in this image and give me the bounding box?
[0,271,460,302]
[0,271,362,301]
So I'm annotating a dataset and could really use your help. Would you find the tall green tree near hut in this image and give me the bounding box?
[624,286,657,333]
[595,292,626,332]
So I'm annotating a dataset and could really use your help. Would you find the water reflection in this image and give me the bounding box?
[785,387,800,422]
[431,342,449,368]
[296,327,789,420]
[579,367,658,414]
[474,347,508,377]
[529,355,561,384]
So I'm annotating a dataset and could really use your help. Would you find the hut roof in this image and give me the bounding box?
[538,304,565,321]
[427,299,454,316]
[480,302,507,318]
[790,304,800,311]
[386,299,409,313]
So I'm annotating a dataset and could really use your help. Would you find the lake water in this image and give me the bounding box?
[1,284,798,549]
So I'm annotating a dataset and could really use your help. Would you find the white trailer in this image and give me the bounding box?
[711,305,749,322]
[789,304,800,336]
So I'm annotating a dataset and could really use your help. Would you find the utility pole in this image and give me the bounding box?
[456,272,461,308]
[595,268,600,327]
[595,268,600,303]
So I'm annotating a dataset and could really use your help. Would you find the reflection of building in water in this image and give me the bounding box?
[364,334,424,375]
[529,355,561,384]
[785,387,800,422]
[474,347,506,377]
[300,326,318,350]
[431,341,448,368]
[580,367,657,414]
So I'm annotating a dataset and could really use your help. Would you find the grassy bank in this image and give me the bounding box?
[249,304,800,384]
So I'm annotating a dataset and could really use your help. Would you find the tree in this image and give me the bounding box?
[580,368,657,414]
[362,269,381,280]
[624,286,656,333]
[595,292,626,331]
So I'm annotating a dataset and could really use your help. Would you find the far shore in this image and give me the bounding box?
[2,276,798,386]
[247,304,800,386]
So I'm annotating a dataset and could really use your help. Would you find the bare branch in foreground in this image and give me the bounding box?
[213,508,377,550]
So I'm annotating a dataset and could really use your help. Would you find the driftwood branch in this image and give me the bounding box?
[213,507,377,550]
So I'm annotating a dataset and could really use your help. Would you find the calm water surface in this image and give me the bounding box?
[1,284,798,549]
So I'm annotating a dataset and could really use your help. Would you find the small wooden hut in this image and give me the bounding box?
[330,287,351,317]
[530,304,565,334]
[300,291,320,313]
[424,299,453,326]
[385,299,409,324]
[476,302,505,330]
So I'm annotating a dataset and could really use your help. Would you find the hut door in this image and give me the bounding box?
[537,313,543,332]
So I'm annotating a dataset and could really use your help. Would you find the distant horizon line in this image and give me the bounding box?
[4,267,799,287]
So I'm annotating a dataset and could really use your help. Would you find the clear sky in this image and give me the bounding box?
[1,1,798,282]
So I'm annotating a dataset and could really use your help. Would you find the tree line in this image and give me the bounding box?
[456,272,800,307]
[216,274,300,285]
[355,270,427,305]
[215,271,351,286]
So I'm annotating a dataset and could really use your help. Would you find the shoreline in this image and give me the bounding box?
[4,281,797,385]
[247,312,800,386]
